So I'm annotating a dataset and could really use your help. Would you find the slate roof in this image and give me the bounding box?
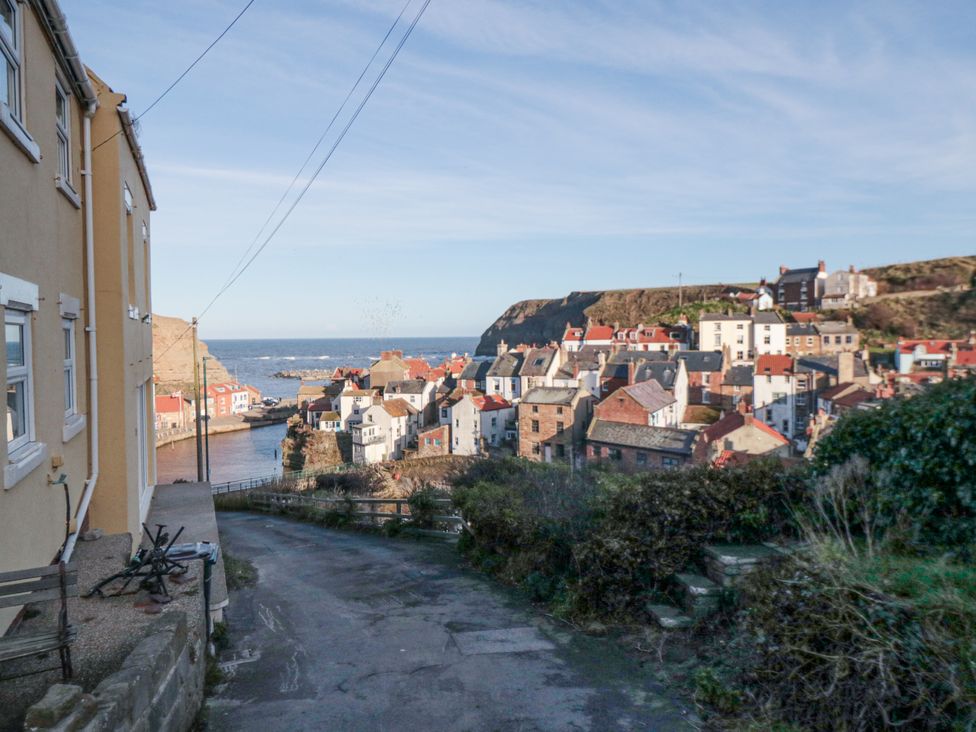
[816,321,858,335]
[633,361,680,390]
[520,347,558,377]
[486,351,524,378]
[586,420,697,455]
[620,380,676,412]
[460,360,492,382]
[675,351,724,373]
[777,266,821,284]
[722,365,753,387]
[522,387,581,406]
[699,313,751,322]
[787,323,818,337]
[797,355,868,378]
[384,380,426,395]
[753,312,784,325]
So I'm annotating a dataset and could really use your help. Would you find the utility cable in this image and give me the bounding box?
[93,0,257,151]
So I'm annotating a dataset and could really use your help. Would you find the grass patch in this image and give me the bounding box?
[223,552,258,591]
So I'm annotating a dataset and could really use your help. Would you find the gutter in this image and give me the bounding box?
[33,0,97,107]
[62,102,99,562]
[118,107,157,211]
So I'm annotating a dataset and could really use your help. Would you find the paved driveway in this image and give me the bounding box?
[208,512,694,731]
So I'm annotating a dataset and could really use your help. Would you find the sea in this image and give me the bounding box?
[155,336,479,485]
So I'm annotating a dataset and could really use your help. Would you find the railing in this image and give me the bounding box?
[210,464,354,495]
[242,492,466,537]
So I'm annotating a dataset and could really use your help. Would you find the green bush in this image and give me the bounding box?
[813,377,976,550]
[407,484,450,529]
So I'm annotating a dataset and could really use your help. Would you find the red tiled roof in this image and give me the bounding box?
[563,326,584,342]
[755,354,794,376]
[155,395,183,413]
[955,350,976,366]
[703,412,789,445]
[818,382,857,400]
[791,312,819,323]
[898,339,964,355]
[404,358,431,379]
[472,394,512,412]
[584,325,614,341]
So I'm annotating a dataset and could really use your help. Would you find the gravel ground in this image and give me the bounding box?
[0,532,205,731]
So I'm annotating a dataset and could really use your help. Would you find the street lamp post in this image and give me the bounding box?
[202,356,211,483]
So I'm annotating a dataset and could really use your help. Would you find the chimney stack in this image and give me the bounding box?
[779,265,788,275]
[838,351,855,385]
[849,264,856,273]
[818,260,826,273]
[497,339,508,357]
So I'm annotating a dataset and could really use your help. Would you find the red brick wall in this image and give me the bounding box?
[518,402,584,462]
[593,390,647,426]
[416,425,450,458]
[585,441,689,470]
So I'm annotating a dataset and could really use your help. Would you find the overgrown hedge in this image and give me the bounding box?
[452,458,807,615]
[813,376,976,550]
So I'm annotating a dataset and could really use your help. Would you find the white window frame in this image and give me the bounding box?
[62,318,76,418]
[5,307,33,454]
[0,0,22,121]
[55,80,71,181]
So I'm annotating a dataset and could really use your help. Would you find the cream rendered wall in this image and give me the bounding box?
[0,6,89,627]
[86,73,155,540]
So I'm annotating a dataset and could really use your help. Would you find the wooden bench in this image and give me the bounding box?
[0,562,77,681]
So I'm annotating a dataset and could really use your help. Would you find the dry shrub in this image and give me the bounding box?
[740,549,976,731]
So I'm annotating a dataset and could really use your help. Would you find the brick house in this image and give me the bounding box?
[517,387,594,463]
[719,364,753,411]
[415,424,450,458]
[816,321,860,354]
[773,261,828,311]
[585,420,697,470]
[368,350,411,389]
[786,322,821,356]
[695,412,791,465]
[593,380,678,428]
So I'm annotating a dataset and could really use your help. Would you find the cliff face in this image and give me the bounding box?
[475,285,732,355]
[152,314,232,391]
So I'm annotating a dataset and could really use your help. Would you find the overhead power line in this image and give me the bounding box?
[155,0,432,361]
[217,0,415,294]
[93,0,257,152]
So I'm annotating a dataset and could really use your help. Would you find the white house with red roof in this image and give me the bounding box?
[895,336,976,374]
[583,323,615,348]
[752,355,801,439]
[612,324,688,353]
[447,393,515,456]
[561,323,585,352]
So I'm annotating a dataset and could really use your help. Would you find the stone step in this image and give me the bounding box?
[646,603,693,630]
[703,544,785,588]
[673,573,722,617]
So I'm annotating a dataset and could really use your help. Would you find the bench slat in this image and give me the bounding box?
[0,564,77,584]
[0,574,78,598]
[0,585,79,610]
[0,630,74,654]
[0,631,76,663]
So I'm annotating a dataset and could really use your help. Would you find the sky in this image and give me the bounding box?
[60,0,976,339]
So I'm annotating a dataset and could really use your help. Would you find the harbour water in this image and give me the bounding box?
[155,336,479,485]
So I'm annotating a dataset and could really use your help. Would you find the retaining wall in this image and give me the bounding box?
[23,608,205,732]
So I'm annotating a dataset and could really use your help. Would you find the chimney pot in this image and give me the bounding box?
[779,265,788,275]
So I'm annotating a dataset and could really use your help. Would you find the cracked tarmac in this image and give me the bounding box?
[207,512,695,731]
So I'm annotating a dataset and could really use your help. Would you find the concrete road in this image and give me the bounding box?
[208,512,695,731]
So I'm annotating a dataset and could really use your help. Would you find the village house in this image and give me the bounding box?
[1,1,160,628]
[699,312,753,362]
[154,393,192,431]
[816,382,878,417]
[695,411,791,465]
[552,347,606,396]
[633,358,689,424]
[306,396,337,430]
[330,366,366,387]
[415,423,450,457]
[519,346,561,392]
[582,322,614,349]
[338,388,377,431]
[206,382,250,416]
[752,311,787,356]
[816,320,861,354]
[517,386,594,463]
[561,323,585,352]
[383,379,436,424]
[459,359,491,392]
[368,350,411,389]
[772,261,829,311]
[753,355,802,441]
[894,336,976,374]
[719,364,754,411]
[785,322,821,356]
[448,394,515,456]
[593,379,678,428]
[675,351,725,406]
[585,420,697,470]
[297,382,328,414]
[351,398,418,464]
[485,346,524,402]
[821,266,878,310]
[613,324,688,352]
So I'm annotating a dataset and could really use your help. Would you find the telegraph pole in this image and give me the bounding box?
[678,272,683,308]
[192,318,204,482]
[203,356,211,482]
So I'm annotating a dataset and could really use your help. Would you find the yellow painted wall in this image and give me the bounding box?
[0,5,90,627]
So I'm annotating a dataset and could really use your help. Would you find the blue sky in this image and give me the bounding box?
[61,0,976,339]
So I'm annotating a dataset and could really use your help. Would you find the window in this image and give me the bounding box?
[531,405,538,413]
[736,323,744,330]
[636,451,647,465]
[609,448,622,460]
[555,444,565,458]
[5,309,32,453]
[713,335,721,347]
[662,457,679,468]
[531,420,539,433]
[556,406,563,415]
[556,421,564,433]
[592,445,602,458]
[845,335,853,344]
[55,82,71,181]
[455,418,459,428]
[531,442,540,455]
[1,0,21,119]
[62,319,76,417]
[440,408,447,418]
[763,335,771,345]
[124,184,133,214]
[491,416,497,427]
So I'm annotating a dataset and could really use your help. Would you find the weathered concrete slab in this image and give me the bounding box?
[647,603,694,630]
[451,626,555,656]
